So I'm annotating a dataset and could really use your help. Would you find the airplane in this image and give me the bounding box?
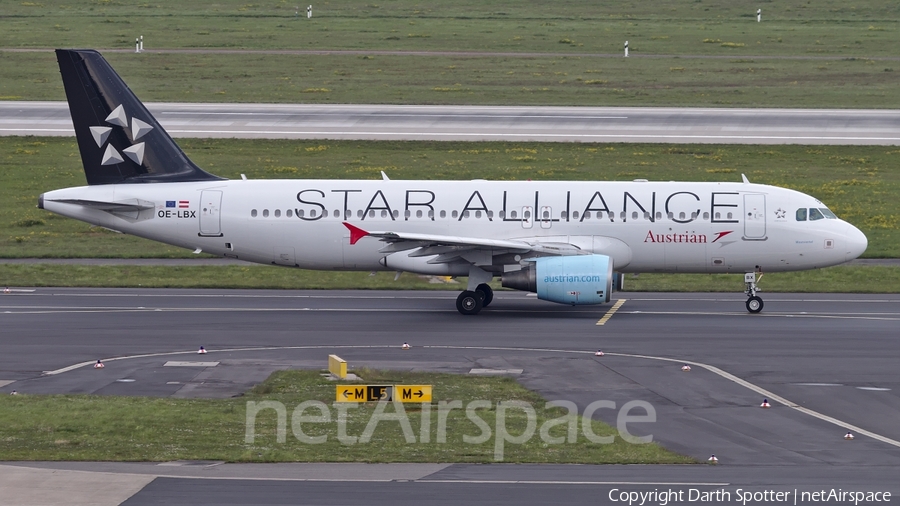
[39,49,868,315]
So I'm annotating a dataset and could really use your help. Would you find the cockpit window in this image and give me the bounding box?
[796,208,807,221]
[819,208,837,219]
[808,208,825,221]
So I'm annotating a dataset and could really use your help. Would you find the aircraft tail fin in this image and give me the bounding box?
[56,49,223,185]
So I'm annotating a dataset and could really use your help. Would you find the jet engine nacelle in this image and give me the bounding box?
[502,254,613,305]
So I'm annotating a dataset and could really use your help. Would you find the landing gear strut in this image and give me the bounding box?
[456,291,483,315]
[744,271,764,313]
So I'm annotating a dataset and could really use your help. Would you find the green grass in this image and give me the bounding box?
[1,0,900,107]
[0,369,691,463]
[2,137,898,258]
[1,264,897,293]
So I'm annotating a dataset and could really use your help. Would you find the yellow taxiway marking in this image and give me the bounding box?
[596,299,626,326]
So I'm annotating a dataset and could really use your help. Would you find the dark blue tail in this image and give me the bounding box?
[56,49,223,185]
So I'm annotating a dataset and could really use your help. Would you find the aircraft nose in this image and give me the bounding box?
[844,223,868,261]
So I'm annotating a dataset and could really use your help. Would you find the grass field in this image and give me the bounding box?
[0,369,691,464]
[1,0,899,107]
[2,137,897,259]
[1,264,898,294]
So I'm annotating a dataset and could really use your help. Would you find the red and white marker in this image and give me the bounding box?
[198,346,208,354]
[402,342,410,350]
[681,364,692,372]
[844,432,855,440]
[94,360,105,369]
[760,399,771,408]
[708,454,718,464]
[595,350,604,357]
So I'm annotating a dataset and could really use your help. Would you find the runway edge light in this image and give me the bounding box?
[708,454,718,464]
[402,342,411,350]
[594,350,604,357]
[844,432,855,440]
[681,364,691,372]
[94,360,105,369]
[760,399,771,408]
[198,346,207,354]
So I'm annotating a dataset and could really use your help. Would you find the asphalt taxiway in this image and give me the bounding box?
[1,288,899,504]
[3,102,900,144]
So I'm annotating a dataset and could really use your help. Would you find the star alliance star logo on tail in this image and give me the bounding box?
[88,104,153,166]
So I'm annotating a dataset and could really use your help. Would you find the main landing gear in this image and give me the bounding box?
[744,271,764,313]
[456,283,494,315]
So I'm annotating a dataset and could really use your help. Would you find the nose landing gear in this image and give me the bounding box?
[744,271,764,313]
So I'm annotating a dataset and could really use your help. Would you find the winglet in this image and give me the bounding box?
[741,173,750,184]
[343,222,369,245]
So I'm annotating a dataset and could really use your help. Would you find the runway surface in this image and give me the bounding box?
[1,288,899,505]
[3,101,900,144]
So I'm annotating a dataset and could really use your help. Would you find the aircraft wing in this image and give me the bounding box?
[342,222,584,262]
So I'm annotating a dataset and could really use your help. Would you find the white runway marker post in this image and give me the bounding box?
[624,40,628,57]
[139,35,143,52]
[757,9,761,22]
[135,38,139,53]
[307,5,312,18]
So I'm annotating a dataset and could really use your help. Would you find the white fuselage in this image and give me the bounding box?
[41,179,867,274]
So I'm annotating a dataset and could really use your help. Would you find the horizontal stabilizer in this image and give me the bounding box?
[49,198,155,212]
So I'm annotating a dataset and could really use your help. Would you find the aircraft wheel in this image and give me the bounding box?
[475,283,494,307]
[456,291,483,315]
[746,296,764,314]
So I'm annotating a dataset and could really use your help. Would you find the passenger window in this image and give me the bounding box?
[726,212,733,220]
[643,212,650,220]
[369,210,375,218]
[475,211,482,219]
[452,211,459,218]
[702,212,709,220]
[464,211,471,218]
[405,210,411,218]
[486,211,493,219]
[571,211,578,219]
[679,212,685,220]
[251,209,257,217]
[714,212,721,220]
[274,209,281,217]
[561,211,568,219]
[263,209,269,217]
[583,211,591,219]
[632,211,639,220]
[357,210,363,218]
[428,210,434,219]
[335,210,341,218]
[809,208,824,221]
[542,210,549,219]
[440,210,446,218]
[310,209,317,218]
[416,210,423,218]
[523,210,531,219]
[286,209,293,218]
[381,210,388,218]
[820,208,837,219]
[511,210,518,219]
[298,209,304,217]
